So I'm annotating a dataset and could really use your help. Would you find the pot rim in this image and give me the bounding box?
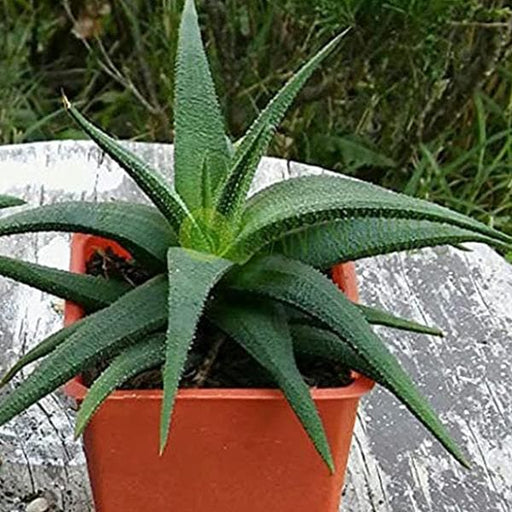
[63,234,375,403]
[64,374,374,402]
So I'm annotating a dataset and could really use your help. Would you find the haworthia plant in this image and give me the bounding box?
[0,0,510,473]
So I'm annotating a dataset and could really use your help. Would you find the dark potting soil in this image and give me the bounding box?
[82,249,353,390]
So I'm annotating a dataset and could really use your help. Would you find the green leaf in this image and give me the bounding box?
[0,201,174,270]
[288,303,443,337]
[174,0,230,211]
[0,195,25,208]
[229,175,511,262]
[216,30,349,220]
[0,276,168,428]
[0,255,129,312]
[0,321,81,387]
[261,215,509,269]
[215,124,267,220]
[160,248,233,452]
[356,304,443,337]
[290,323,375,380]
[200,155,213,213]
[227,255,470,468]
[64,97,191,232]
[210,297,335,472]
[75,332,165,436]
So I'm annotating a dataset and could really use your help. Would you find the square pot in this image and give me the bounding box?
[64,234,373,512]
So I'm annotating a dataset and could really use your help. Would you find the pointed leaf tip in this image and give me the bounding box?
[357,304,445,338]
[460,455,471,470]
[65,103,192,234]
[227,255,469,468]
[218,27,352,221]
[209,298,335,471]
[61,92,71,110]
[174,0,230,211]
[0,195,25,208]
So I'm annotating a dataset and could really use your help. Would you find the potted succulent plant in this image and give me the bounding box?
[0,1,510,510]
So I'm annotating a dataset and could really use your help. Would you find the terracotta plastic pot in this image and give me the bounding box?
[64,234,374,512]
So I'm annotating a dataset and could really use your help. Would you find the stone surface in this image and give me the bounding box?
[0,141,511,511]
[26,497,50,512]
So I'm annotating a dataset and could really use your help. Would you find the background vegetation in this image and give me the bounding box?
[1,0,511,243]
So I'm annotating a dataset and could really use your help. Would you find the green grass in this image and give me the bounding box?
[393,90,512,237]
[0,0,511,239]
